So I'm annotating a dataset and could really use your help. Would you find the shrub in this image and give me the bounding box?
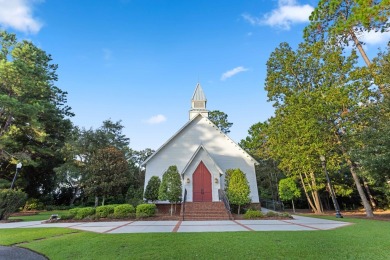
[144,176,161,202]
[0,189,28,220]
[244,209,264,219]
[265,211,278,217]
[136,204,156,218]
[60,213,74,220]
[69,208,79,216]
[74,207,95,220]
[23,198,45,211]
[96,205,115,218]
[280,212,293,219]
[113,204,135,218]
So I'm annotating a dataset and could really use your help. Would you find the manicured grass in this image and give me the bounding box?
[1,217,389,259]
[0,228,79,246]
[8,210,68,222]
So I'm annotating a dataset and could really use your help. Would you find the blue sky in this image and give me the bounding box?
[1,0,389,151]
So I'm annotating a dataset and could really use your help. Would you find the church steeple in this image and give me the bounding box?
[189,83,208,120]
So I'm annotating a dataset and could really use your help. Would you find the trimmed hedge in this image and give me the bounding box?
[244,209,264,219]
[265,211,278,217]
[71,207,96,220]
[136,204,156,218]
[0,189,27,220]
[96,205,115,218]
[113,204,135,218]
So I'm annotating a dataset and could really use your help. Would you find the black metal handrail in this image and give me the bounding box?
[182,189,187,221]
[218,189,231,214]
[260,198,284,211]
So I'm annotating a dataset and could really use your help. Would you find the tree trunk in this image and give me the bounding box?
[299,173,321,214]
[349,30,386,94]
[69,187,79,206]
[350,30,371,67]
[347,159,374,217]
[170,203,173,216]
[94,196,99,207]
[102,196,105,206]
[309,171,323,214]
[238,205,241,215]
[292,199,296,213]
[363,178,377,209]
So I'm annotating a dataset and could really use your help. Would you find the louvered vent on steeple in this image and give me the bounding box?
[189,83,209,120]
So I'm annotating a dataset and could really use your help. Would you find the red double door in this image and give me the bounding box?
[192,161,212,202]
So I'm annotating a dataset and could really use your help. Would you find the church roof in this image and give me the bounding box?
[181,144,224,176]
[192,83,206,101]
[141,113,259,166]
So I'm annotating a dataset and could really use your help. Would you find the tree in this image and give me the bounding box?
[265,41,375,216]
[304,0,390,68]
[85,146,129,206]
[226,168,251,214]
[240,121,285,202]
[158,165,182,215]
[278,178,301,213]
[0,189,27,220]
[144,176,161,202]
[0,30,73,199]
[208,110,233,134]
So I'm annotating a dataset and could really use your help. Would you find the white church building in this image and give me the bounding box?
[142,83,259,208]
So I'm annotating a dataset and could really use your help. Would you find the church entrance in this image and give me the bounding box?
[192,161,212,202]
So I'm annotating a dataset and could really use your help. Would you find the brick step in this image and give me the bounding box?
[181,201,232,220]
[184,210,227,215]
[184,215,230,220]
[184,216,230,220]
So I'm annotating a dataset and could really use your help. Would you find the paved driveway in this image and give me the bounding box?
[0,215,351,233]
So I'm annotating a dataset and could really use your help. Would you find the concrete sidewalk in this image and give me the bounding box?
[0,215,351,233]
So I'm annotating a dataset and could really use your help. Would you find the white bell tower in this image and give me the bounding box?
[189,83,208,120]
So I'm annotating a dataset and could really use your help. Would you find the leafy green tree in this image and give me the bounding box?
[0,189,27,220]
[240,121,285,202]
[208,110,233,134]
[356,51,390,209]
[265,40,375,216]
[304,0,390,67]
[226,168,251,214]
[0,30,73,199]
[85,146,129,206]
[144,176,161,202]
[278,178,301,213]
[158,165,182,215]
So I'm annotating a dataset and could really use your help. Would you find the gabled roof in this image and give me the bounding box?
[141,113,259,166]
[181,144,224,176]
[192,83,206,101]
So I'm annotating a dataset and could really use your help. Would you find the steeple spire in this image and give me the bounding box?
[189,83,208,120]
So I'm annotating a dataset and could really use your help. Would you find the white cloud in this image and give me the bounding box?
[243,0,314,30]
[221,66,249,81]
[0,0,43,34]
[360,30,390,45]
[144,114,167,124]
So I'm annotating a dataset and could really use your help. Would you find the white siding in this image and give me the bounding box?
[144,115,259,203]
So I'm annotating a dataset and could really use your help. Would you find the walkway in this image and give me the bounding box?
[0,215,351,233]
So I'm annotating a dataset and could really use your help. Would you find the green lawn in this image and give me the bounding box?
[1,217,389,259]
[8,211,68,222]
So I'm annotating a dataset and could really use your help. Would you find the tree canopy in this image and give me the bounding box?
[208,110,233,134]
